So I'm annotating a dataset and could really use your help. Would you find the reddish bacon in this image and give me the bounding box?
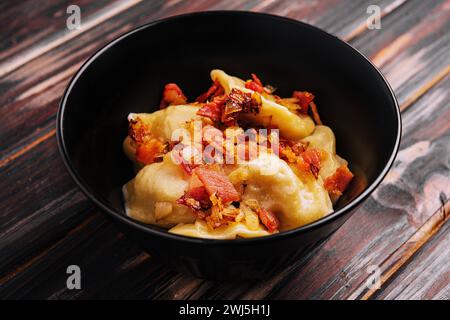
[197,95,228,122]
[194,167,240,203]
[245,73,264,93]
[129,118,152,143]
[297,149,323,178]
[176,186,211,212]
[135,139,166,164]
[196,80,224,102]
[324,165,354,196]
[256,207,280,233]
[292,91,315,114]
[159,83,187,108]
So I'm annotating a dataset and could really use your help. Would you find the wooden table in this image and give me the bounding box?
[1,0,449,300]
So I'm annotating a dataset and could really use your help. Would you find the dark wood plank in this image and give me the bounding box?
[0,0,138,76]
[0,137,92,278]
[352,0,450,105]
[357,201,449,299]
[373,203,449,300]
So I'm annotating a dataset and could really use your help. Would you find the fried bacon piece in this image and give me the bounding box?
[245,73,264,93]
[324,165,354,196]
[256,207,280,233]
[292,91,315,114]
[196,80,224,102]
[222,88,260,125]
[135,139,166,164]
[159,83,187,108]
[297,149,324,178]
[197,88,260,124]
[129,117,167,164]
[279,138,309,162]
[176,186,211,212]
[129,117,152,143]
[197,94,228,122]
[194,167,240,203]
[227,88,253,112]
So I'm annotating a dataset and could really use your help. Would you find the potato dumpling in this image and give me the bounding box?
[128,104,203,142]
[123,154,195,227]
[228,153,333,230]
[302,125,348,179]
[211,69,315,139]
[124,104,204,164]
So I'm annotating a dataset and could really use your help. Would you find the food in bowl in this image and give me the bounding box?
[122,69,353,239]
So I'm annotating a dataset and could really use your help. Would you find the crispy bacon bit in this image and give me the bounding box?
[297,149,323,178]
[176,186,211,212]
[197,88,260,124]
[256,207,280,233]
[135,139,166,164]
[205,205,237,229]
[291,141,308,155]
[310,101,322,125]
[251,73,263,87]
[245,73,264,93]
[324,165,354,196]
[279,138,309,162]
[292,91,315,113]
[197,94,228,122]
[245,80,263,93]
[196,80,224,102]
[129,117,152,143]
[194,167,240,203]
[229,88,260,114]
[159,83,187,108]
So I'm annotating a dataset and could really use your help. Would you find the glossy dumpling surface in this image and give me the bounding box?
[211,69,315,139]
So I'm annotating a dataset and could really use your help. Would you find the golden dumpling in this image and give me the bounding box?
[302,125,348,179]
[123,154,195,227]
[228,153,333,230]
[211,69,315,139]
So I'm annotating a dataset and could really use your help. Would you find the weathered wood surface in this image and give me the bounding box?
[0,0,449,299]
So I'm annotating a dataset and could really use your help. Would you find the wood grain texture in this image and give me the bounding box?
[0,0,449,299]
[358,200,449,300]
[372,204,450,300]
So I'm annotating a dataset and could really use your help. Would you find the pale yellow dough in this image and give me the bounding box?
[123,155,195,228]
[211,69,315,140]
[301,125,348,180]
[228,153,333,230]
[169,220,271,239]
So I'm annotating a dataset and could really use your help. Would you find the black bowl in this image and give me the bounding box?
[57,11,401,280]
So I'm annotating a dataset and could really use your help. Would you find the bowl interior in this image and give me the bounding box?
[59,12,399,234]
